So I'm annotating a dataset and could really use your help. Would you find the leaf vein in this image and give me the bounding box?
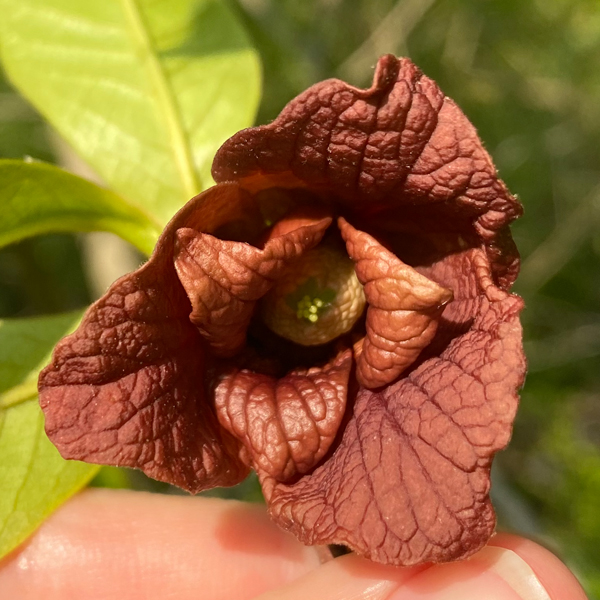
[121,0,200,197]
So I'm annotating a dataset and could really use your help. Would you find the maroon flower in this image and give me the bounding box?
[39,55,525,566]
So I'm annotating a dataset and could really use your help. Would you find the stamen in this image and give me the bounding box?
[286,278,336,323]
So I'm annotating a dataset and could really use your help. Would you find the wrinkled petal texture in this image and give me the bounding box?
[215,349,352,481]
[39,184,260,493]
[259,249,525,565]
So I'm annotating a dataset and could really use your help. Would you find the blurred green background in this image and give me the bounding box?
[1,0,599,596]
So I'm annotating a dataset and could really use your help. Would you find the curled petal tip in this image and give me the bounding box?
[371,54,401,93]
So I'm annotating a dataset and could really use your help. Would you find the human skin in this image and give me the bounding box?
[0,489,588,600]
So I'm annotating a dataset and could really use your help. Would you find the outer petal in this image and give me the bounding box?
[39,184,256,493]
[173,216,331,357]
[214,349,352,481]
[258,248,525,565]
[213,54,522,288]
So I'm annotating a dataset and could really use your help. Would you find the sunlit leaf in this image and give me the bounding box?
[0,159,160,255]
[0,312,99,560]
[0,0,261,226]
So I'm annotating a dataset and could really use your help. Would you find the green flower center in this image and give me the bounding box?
[261,244,366,346]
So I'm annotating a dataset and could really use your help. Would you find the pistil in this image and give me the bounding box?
[261,244,366,346]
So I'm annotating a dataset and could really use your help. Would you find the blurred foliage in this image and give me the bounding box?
[1,0,599,595]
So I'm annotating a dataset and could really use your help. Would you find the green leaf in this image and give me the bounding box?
[0,0,261,227]
[0,312,99,560]
[0,159,161,255]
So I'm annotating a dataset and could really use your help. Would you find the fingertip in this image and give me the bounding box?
[254,552,426,600]
[385,535,588,600]
[253,533,590,600]
[489,533,588,600]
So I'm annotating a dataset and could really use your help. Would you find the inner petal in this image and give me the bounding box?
[214,349,353,482]
[339,217,453,388]
[173,215,331,357]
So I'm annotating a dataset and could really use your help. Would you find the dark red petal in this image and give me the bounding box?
[339,218,452,388]
[173,216,331,357]
[38,184,255,493]
[213,54,522,288]
[259,249,525,565]
[215,350,352,482]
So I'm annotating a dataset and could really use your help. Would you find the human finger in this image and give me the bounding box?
[0,488,320,600]
[489,533,588,600]
[253,533,588,600]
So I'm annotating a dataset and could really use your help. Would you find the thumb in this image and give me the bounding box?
[254,534,588,600]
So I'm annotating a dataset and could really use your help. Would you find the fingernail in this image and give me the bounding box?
[388,545,552,600]
[476,546,552,600]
